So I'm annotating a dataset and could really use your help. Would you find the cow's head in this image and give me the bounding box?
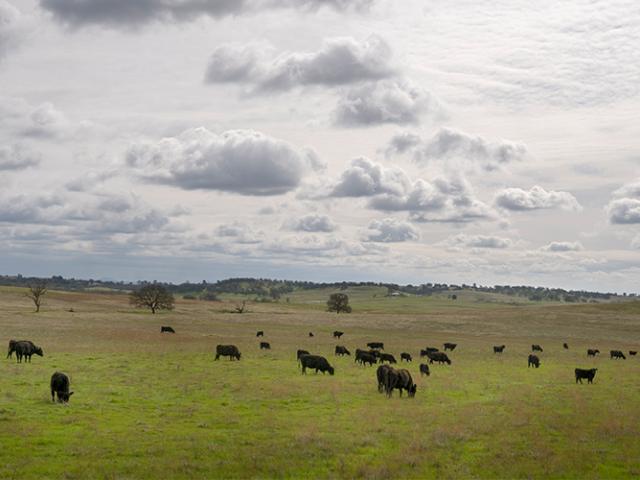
[328,366,335,376]
[34,347,43,356]
[408,384,417,398]
[236,352,242,360]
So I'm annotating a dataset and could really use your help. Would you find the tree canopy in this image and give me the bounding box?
[327,293,352,313]
[129,284,175,314]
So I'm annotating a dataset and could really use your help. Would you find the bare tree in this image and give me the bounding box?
[26,281,48,313]
[129,284,175,314]
[234,300,247,313]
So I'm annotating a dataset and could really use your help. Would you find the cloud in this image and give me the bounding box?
[541,241,583,252]
[126,127,324,196]
[0,1,26,61]
[285,213,336,232]
[445,234,512,249]
[0,144,41,171]
[607,198,640,225]
[612,179,640,199]
[364,218,418,242]
[65,170,118,192]
[386,127,527,171]
[330,156,410,198]
[494,185,581,212]
[206,35,395,92]
[333,79,436,126]
[40,0,377,28]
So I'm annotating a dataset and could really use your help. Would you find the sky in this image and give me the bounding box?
[1,0,639,292]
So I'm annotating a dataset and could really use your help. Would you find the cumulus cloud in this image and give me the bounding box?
[541,241,583,252]
[334,79,435,126]
[607,198,640,225]
[386,127,527,171]
[284,213,336,232]
[65,170,118,192]
[40,0,377,28]
[0,144,41,170]
[364,218,418,242]
[206,35,395,92]
[126,127,324,196]
[494,185,581,212]
[445,234,513,249]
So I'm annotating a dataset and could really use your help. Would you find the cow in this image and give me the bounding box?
[14,341,43,363]
[427,351,451,365]
[300,355,334,375]
[630,351,637,356]
[384,368,417,398]
[528,354,540,368]
[160,326,175,333]
[610,350,626,360]
[379,353,397,364]
[443,343,457,351]
[587,349,600,357]
[308,332,314,337]
[260,342,271,350]
[563,343,569,350]
[335,346,350,356]
[50,372,73,403]
[297,349,310,361]
[368,349,382,359]
[575,368,597,384]
[214,344,241,361]
[367,342,384,350]
[400,352,412,362]
[419,364,430,376]
[376,364,393,393]
[7,339,37,359]
[333,331,344,339]
[532,344,543,352]
[356,351,377,366]
[493,345,505,354]
[256,331,264,337]
[420,347,438,357]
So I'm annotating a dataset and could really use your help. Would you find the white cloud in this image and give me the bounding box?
[541,241,583,252]
[607,198,640,225]
[445,234,513,250]
[0,1,26,61]
[495,185,581,212]
[0,144,41,170]
[284,213,336,232]
[126,127,324,196]
[365,218,419,242]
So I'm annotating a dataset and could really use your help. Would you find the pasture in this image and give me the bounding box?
[1,286,639,479]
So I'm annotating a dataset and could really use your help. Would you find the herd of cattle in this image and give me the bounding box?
[6,328,638,402]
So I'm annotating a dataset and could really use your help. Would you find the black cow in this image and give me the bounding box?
[300,355,334,375]
[14,341,43,363]
[419,364,430,376]
[260,342,271,350]
[563,343,569,350]
[493,345,505,354]
[335,346,350,356]
[528,354,540,368]
[297,349,310,361]
[7,339,37,359]
[368,349,382,358]
[160,326,175,333]
[400,352,412,362]
[256,331,264,337]
[367,342,384,350]
[532,344,543,352]
[630,351,637,356]
[443,343,457,351]
[50,372,73,403]
[427,351,451,365]
[384,368,417,398]
[308,332,314,337]
[215,344,241,361]
[575,368,597,384]
[333,331,344,339]
[376,364,393,393]
[420,347,438,357]
[356,351,377,366]
[587,349,600,357]
[379,353,397,364]
[610,350,626,360]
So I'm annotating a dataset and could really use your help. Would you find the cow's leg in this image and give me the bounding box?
[51,389,55,402]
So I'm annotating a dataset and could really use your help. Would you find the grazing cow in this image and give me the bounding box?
[400,352,412,362]
[376,364,393,393]
[7,339,37,359]
[50,372,73,403]
[443,343,457,351]
[587,349,600,357]
[260,342,271,350]
[333,331,344,339]
[335,346,351,356]
[214,344,241,361]
[610,350,626,360]
[630,351,637,356]
[256,331,264,337]
[384,368,417,398]
[528,354,540,368]
[297,349,310,361]
[575,368,597,384]
[300,355,334,375]
[563,343,569,350]
[419,363,430,376]
[427,351,451,365]
[14,341,43,363]
[356,351,378,366]
[367,342,384,350]
[308,332,314,337]
[493,345,505,354]
[160,326,175,333]
[368,349,382,358]
[420,347,439,357]
[532,344,543,352]
[379,353,397,364]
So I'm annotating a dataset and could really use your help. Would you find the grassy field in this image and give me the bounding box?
[1,286,639,479]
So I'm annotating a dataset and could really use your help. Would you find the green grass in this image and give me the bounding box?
[1,288,639,478]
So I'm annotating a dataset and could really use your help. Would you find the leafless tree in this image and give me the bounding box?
[26,281,48,313]
[129,284,175,314]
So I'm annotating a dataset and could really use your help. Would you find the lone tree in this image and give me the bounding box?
[26,281,47,312]
[327,293,352,313]
[129,284,175,314]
